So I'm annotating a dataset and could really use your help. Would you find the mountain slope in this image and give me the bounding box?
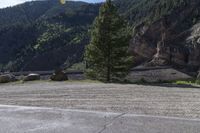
[0,0,100,71]
[116,0,193,25]
[0,0,55,29]
[0,0,199,73]
[125,0,200,73]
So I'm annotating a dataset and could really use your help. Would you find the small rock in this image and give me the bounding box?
[23,73,40,81]
[0,74,16,83]
[50,69,68,81]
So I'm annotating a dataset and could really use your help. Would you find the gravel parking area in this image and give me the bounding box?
[1,105,200,133]
[0,81,200,118]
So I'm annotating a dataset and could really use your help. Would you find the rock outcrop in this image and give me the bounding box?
[0,74,16,83]
[187,23,200,69]
[50,69,68,81]
[130,1,200,74]
[127,67,192,83]
[23,74,40,81]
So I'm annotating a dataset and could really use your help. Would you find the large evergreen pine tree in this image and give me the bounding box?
[85,0,133,82]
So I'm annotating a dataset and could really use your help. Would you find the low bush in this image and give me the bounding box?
[196,80,200,85]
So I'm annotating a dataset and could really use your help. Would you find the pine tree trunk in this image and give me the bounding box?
[107,43,111,82]
[107,63,111,82]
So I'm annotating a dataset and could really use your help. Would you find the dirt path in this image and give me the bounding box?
[0,81,200,118]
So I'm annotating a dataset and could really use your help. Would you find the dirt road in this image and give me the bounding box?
[0,105,200,133]
[0,81,200,118]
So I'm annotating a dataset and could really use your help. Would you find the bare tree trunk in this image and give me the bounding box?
[106,43,111,82]
[107,64,111,82]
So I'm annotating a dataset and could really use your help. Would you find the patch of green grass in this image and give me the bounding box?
[196,80,200,84]
[173,79,200,85]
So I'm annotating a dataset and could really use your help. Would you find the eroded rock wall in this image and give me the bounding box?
[130,1,200,73]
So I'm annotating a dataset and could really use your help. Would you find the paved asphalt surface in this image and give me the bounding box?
[0,105,200,133]
[0,81,200,132]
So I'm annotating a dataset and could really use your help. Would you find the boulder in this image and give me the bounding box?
[50,69,68,81]
[127,67,192,83]
[0,74,16,83]
[23,73,40,81]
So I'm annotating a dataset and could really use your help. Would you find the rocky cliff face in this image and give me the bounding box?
[130,0,200,74]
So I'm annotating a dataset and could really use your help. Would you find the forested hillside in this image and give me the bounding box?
[0,0,100,71]
[116,0,193,25]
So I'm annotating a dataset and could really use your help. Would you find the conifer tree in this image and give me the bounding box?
[85,0,133,82]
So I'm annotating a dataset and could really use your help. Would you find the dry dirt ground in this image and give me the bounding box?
[0,81,200,118]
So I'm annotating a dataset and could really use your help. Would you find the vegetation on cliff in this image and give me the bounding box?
[116,0,196,25]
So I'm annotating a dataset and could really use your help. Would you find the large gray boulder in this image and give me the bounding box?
[0,74,16,83]
[23,74,40,81]
[127,67,192,83]
[50,69,68,81]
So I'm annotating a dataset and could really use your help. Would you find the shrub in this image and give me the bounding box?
[196,80,200,85]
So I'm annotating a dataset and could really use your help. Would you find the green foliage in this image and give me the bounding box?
[67,62,86,71]
[0,1,100,71]
[0,0,55,29]
[85,0,133,82]
[175,80,194,85]
[196,80,200,85]
[174,79,200,85]
[115,0,191,26]
[34,22,72,51]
